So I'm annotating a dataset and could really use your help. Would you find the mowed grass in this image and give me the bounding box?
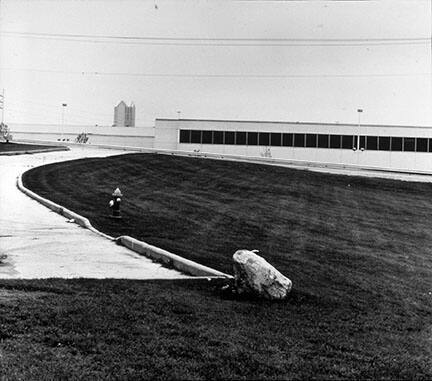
[0,142,62,153]
[19,153,432,378]
[0,278,430,379]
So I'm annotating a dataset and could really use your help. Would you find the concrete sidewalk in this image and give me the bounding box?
[0,146,188,279]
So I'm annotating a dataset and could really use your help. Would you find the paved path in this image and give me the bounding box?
[0,146,188,279]
[305,166,432,183]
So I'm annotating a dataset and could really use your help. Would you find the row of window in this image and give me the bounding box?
[179,129,432,152]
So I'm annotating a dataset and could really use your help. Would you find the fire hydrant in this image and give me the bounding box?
[109,188,123,219]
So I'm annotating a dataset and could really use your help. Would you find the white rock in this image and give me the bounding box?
[233,249,292,300]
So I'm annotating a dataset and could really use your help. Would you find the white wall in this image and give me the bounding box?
[11,119,432,174]
[155,118,432,173]
[154,120,179,150]
[10,123,155,149]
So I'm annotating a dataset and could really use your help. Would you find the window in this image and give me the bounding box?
[378,136,390,151]
[306,134,317,148]
[191,130,202,144]
[416,138,428,152]
[294,133,305,147]
[391,137,402,151]
[247,132,258,145]
[225,131,235,145]
[187,130,432,153]
[342,135,354,149]
[236,131,246,145]
[259,132,270,146]
[179,129,191,143]
[366,136,378,150]
[403,137,415,152]
[317,134,329,148]
[282,133,293,147]
[270,133,282,146]
[213,131,224,144]
[330,135,341,149]
[202,130,213,144]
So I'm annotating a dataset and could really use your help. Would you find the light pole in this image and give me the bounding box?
[61,103,67,140]
[357,108,363,151]
[62,103,67,125]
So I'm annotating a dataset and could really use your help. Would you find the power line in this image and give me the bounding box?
[3,31,428,42]
[2,35,428,47]
[1,67,429,78]
[2,31,430,47]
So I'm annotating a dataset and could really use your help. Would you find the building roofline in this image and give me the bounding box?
[155,118,432,129]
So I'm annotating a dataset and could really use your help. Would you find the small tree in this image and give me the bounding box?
[0,123,12,143]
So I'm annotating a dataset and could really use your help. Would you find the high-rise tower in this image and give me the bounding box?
[113,101,135,127]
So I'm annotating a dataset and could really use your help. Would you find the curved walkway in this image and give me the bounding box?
[0,146,188,279]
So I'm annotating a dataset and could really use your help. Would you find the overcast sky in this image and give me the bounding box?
[0,0,431,127]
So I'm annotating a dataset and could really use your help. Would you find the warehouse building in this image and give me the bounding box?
[10,118,432,174]
[154,118,432,173]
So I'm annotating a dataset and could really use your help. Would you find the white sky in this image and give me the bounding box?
[0,0,431,127]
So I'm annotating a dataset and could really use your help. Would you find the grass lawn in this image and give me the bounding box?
[18,153,432,378]
[0,278,430,379]
[0,142,65,153]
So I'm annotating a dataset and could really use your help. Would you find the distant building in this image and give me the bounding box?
[154,118,432,174]
[113,101,135,127]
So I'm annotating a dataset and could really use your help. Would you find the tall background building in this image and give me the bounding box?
[113,101,135,127]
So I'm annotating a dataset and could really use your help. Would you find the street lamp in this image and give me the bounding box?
[61,103,67,141]
[62,103,67,125]
[357,108,363,151]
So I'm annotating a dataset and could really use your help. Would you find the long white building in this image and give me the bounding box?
[154,118,432,174]
[10,118,432,174]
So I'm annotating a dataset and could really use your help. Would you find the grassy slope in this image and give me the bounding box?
[0,142,61,152]
[0,279,430,379]
[20,153,432,378]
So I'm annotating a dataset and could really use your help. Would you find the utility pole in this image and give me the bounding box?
[0,89,4,124]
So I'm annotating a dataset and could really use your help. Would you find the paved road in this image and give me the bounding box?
[0,146,188,279]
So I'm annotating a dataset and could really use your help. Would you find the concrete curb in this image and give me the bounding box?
[17,168,232,279]
[17,174,114,241]
[0,146,69,156]
[118,236,232,278]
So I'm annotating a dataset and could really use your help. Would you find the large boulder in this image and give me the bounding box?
[233,250,292,300]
